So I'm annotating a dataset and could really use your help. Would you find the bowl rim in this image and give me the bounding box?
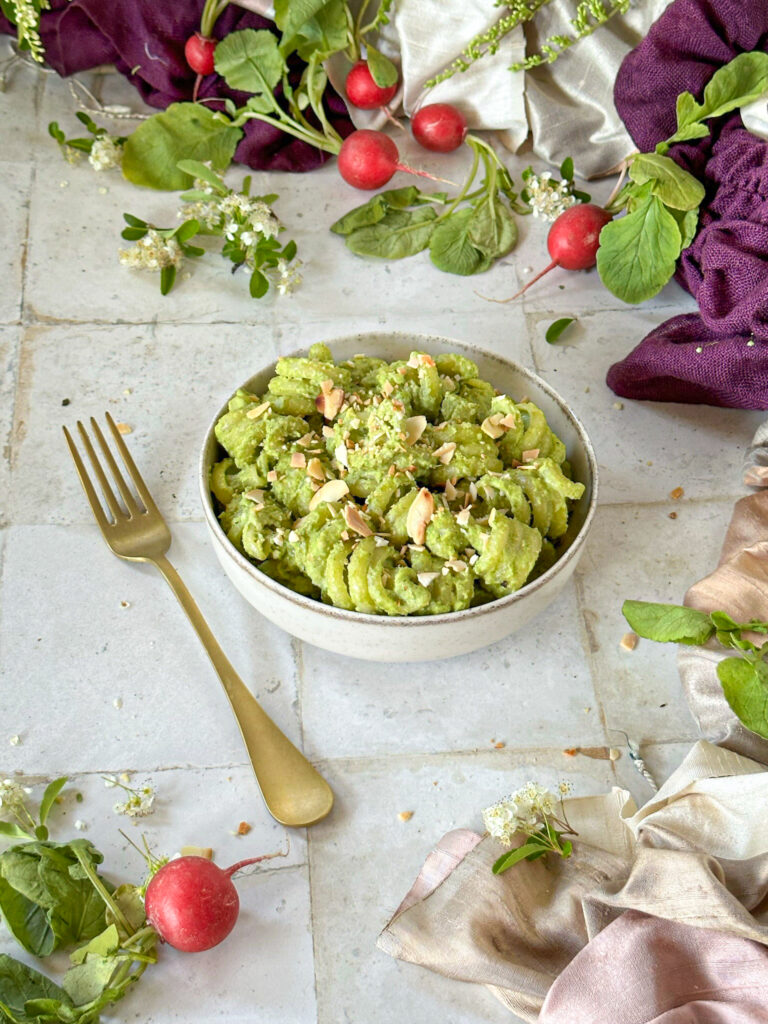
[199,332,599,629]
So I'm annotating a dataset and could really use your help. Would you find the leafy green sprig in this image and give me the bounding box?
[623,600,768,740]
[48,112,126,168]
[0,778,159,1023]
[120,160,300,299]
[349,0,399,89]
[597,51,768,304]
[331,134,520,275]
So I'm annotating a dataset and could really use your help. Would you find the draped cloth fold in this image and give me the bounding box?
[378,743,768,1022]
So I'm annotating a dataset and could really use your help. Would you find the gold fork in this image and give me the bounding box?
[63,413,333,828]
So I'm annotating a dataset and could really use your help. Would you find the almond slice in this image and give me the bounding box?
[290,452,307,469]
[433,441,456,465]
[404,415,427,445]
[297,432,315,447]
[417,571,439,588]
[316,387,345,421]
[481,415,504,439]
[444,479,457,501]
[382,380,394,397]
[267,470,278,483]
[499,413,518,430]
[322,425,335,438]
[244,488,264,502]
[320,378,334,396]
[246,401,270,420]
[334,442,349,469]
[444,558,468,572]
[308,478,349,511]
[306,457,325,481]
[455,507,471,526]
[406,488,434,546]
[522,448,540,462]
[344,504,373,537]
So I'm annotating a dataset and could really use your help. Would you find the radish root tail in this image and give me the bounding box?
[395,163,457,187]
[225,844,290,878]
[482,260,559,303]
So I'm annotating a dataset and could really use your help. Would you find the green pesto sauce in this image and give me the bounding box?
[211,344,585,616]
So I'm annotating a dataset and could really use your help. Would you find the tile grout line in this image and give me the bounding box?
[570,568,611,752]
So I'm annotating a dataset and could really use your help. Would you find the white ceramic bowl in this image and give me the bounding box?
[200,333,598,662]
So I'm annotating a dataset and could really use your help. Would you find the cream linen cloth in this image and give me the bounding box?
[233,0,674,177]
[378,742,768,1021]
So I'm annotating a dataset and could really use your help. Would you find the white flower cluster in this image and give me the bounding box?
[483,781,567,846]
[181,189,281,243]
[525,171,578,221]
[11,0,49,63]
[104,774,156,818]
[0,778,32,819]
[119,230,183,272]
[88,135,123,172]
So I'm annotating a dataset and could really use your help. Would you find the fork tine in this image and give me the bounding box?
[76,420,123,520]
[63,425,112,530]
[105,412,160,514]
[90,417,141,516]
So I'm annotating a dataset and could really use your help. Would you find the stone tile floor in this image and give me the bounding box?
[0,52,764,1024]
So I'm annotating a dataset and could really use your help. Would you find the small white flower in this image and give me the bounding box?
[275,258,303,296]
[9,735,20,746]
[88,136,123,172]
[119,230,183,272]
[74,819,87,831]
[525,172,578,222]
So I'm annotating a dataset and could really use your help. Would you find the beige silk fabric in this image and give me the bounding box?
[680,422,768,763]
[234,0,673,176]
[378,743,768,1021]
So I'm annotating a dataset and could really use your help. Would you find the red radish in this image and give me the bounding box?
[337,129,454,190]
[411,104,467,153]
[508,203,612,300]
[144,854,278,953]
[185,33,216,75]
[346,60,398,110]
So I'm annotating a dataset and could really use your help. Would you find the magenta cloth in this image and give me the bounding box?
[0,0,352,172]
[606,0,768,408]
[538,909,768,1024]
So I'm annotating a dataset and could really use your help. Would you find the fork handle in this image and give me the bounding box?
[150,554,333,828]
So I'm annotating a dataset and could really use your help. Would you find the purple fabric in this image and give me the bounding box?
[0,0,352,172]
[607,0,768,409]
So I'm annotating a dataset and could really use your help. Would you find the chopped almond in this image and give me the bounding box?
[316,387,345,421]
[308,478,349,511]
[297,432,314,447]
[290,452,307,469]
[267,470,278,483]
[620,632,638,651]
[455,508,471,526]
[334,442,349,469]
[444,479,457,500]
[499,413,517,429]
[307,457,325,481]
[522,448,540,462]
[382,380,394,397]
[417,571,439,587]
[406,488,434,545]
[322,425,335,438]
[244,488,264,502]
[434,441,456,465]
[387,464,396,477]
[116,422,133,435]
[404,415,427,445]
[344,504,373,537]
[407,353,435,369]
[236,821,252,836]
[320,378,334,396]
[398,810,414,821]
[245,402,270,420]
[481,415,504,439]
[444,558,467,572]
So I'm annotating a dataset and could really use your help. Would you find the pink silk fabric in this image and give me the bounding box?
[538,910,768,1024]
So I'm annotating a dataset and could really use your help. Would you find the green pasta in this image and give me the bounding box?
[211,344,586,616]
